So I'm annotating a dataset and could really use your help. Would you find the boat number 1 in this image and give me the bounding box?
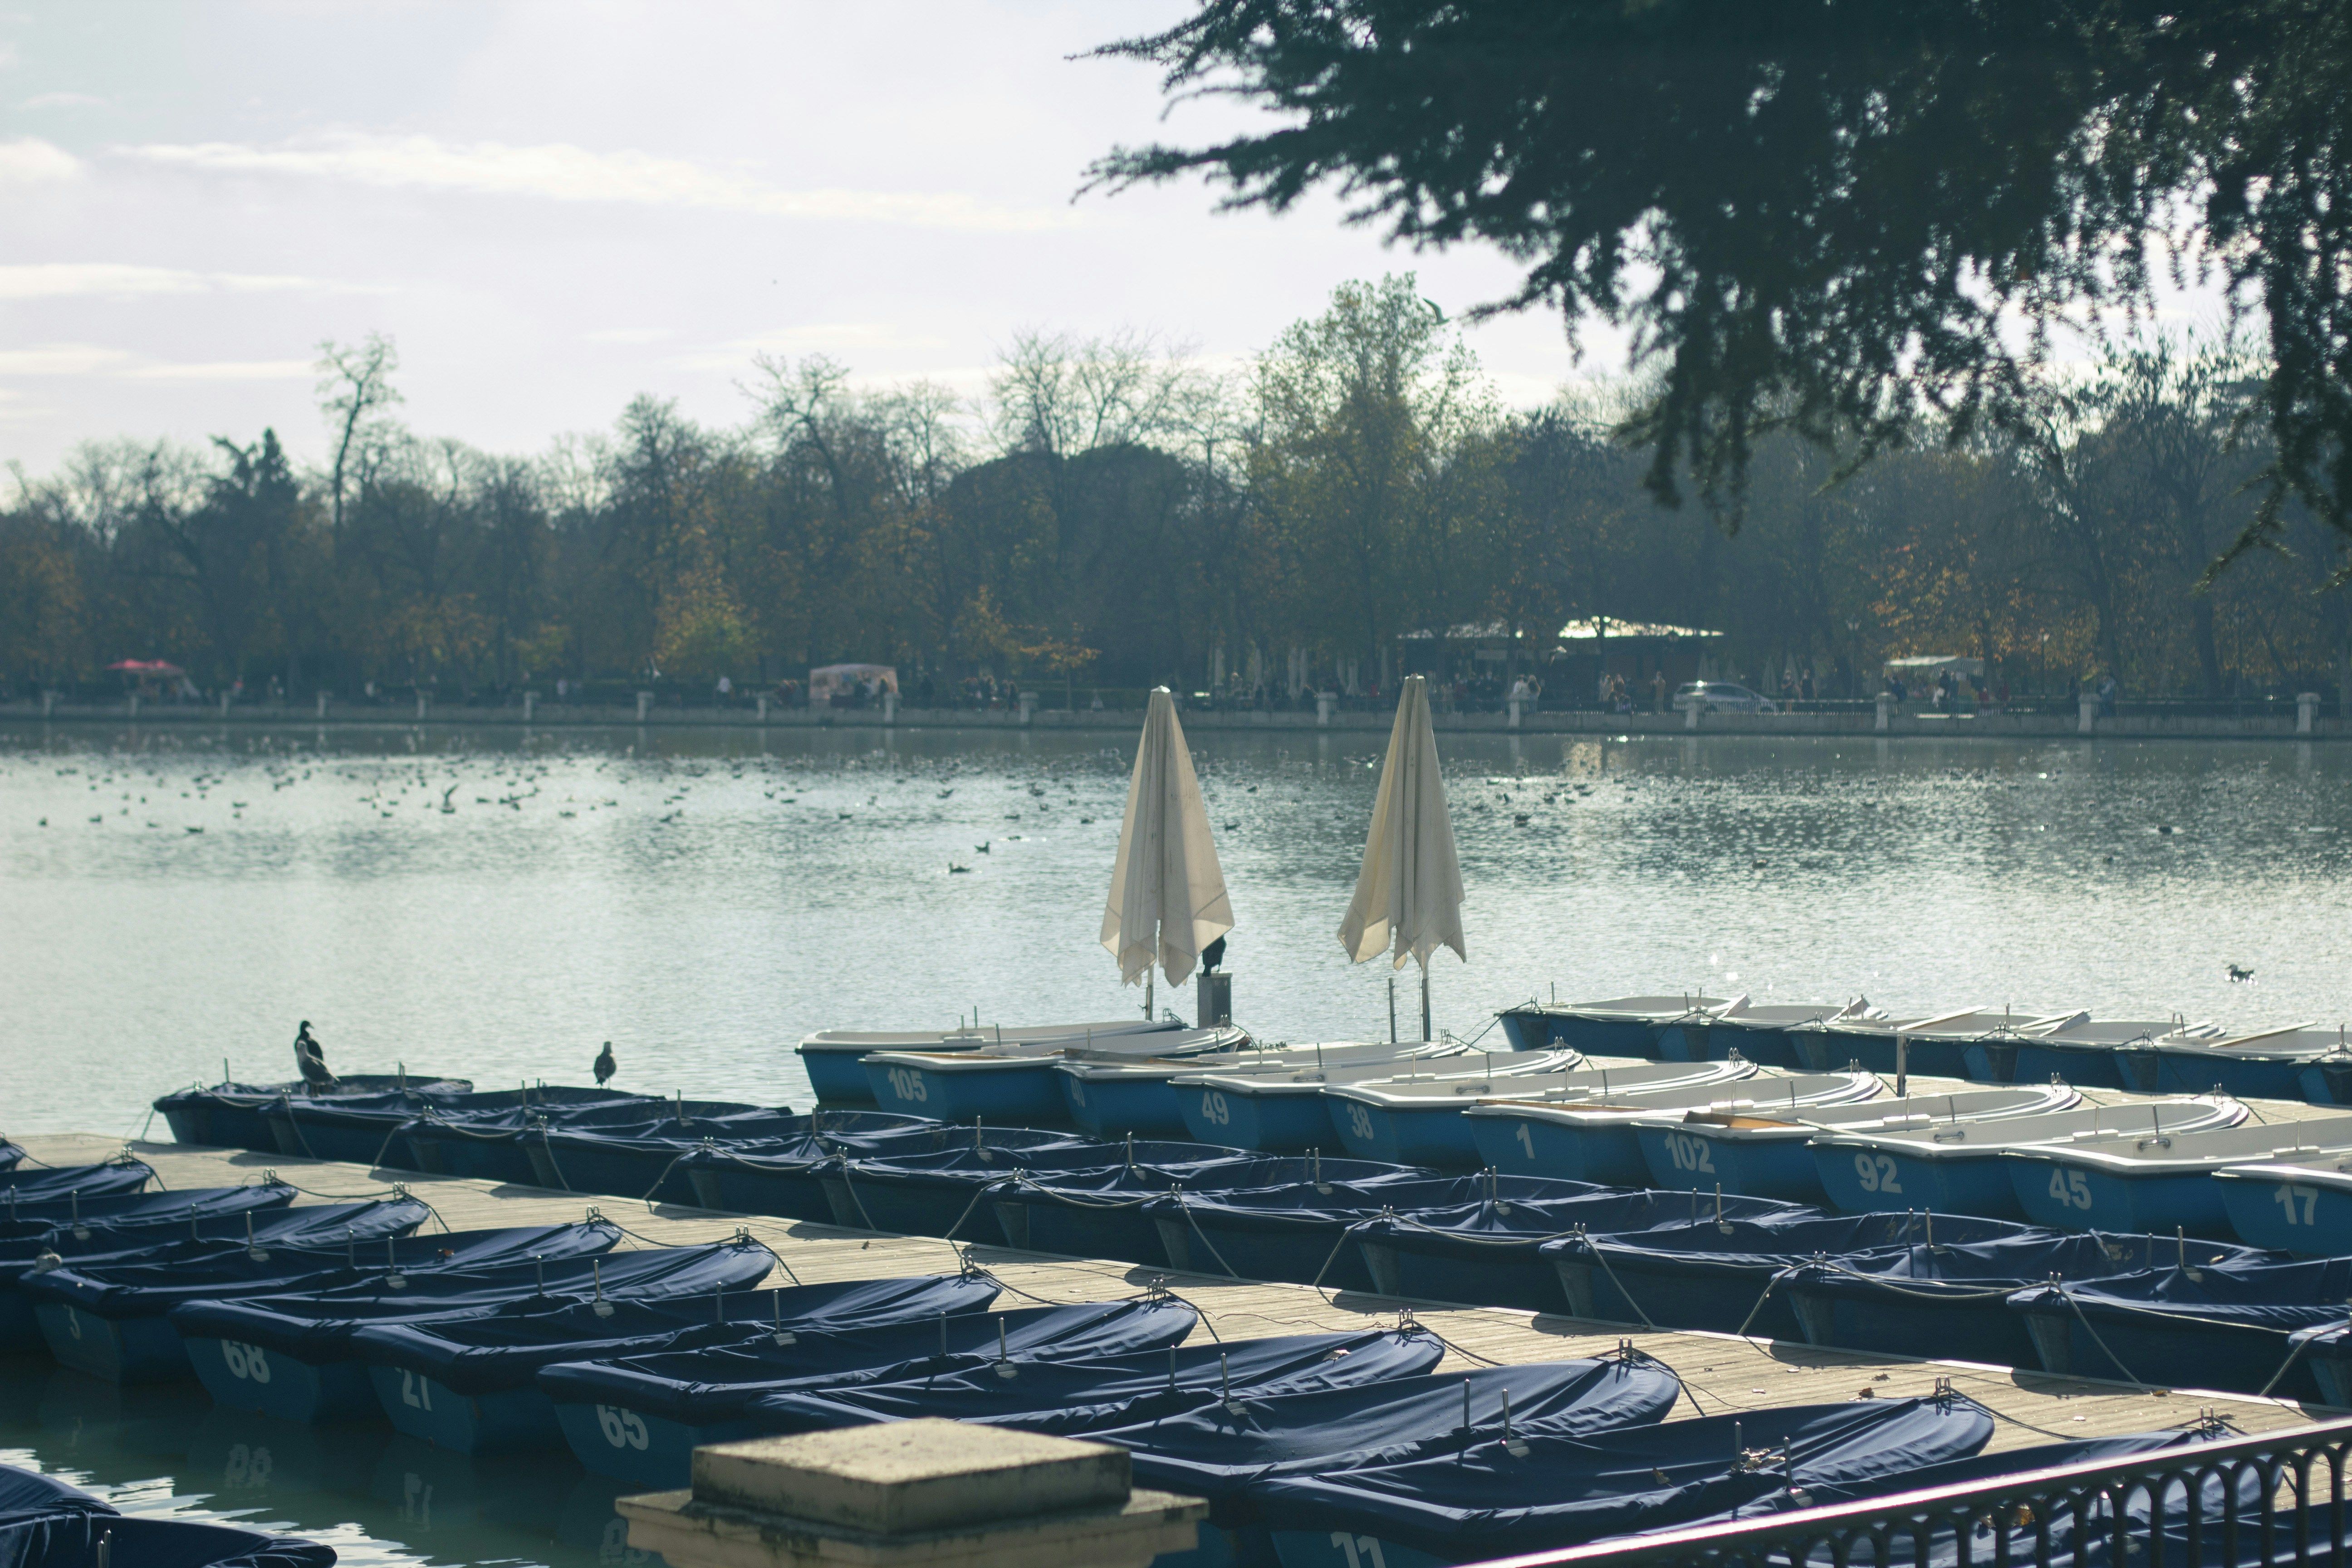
[885,1068,928,1104]
[595,1404,651,1450]
[1852,1153,1903,1194]
[1346,1103,1374,1141]
[1515,1124,1535,1159]
[220,1341,273,1383]
[1199,1091,1230,1127]
[2273,1183,2320,1225]
[2046,1168,2094,1210]
[1661,1132,1715,1175]
[1330,1533,1389,1568]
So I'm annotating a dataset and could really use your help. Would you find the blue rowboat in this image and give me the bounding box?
[526,1108,803,1203]
[676,1119,1066,1221]
[1494,994,1727,1054]
[348,1273,998,1455]
[540,1296,1199,1486]
[1655,1001,1880,1068]
[1324,1057,1735,1169]
[1781,1229,2259,1369]
[0,1161,153,1213]
[2300,1039,2352,1105]
[254,1082,547,1166]
[2213,1156,2352,1253]
[1788,1007,2076,1078]
[2105,1024,2337,1099]
[171,1237,776,1425]
[1808,1096,2247,1218]
[798,1019,1182,1103]
[0,1462,337,1568]
[1180,1049,1585,1156]
[866,1028,1250,1122]
[1146,1173,1591,1292]
[151,1075,474,1152]
[1351,1186,1799,1314]
[2005,1255,2352,1402]
[825,1140,1246,1238]
[1541,1210,2024,1339]
[1058,1041,1461,1140]
[2005,1112,2352,1236]
[752,1328,1443,1437]
[24,1217,615,1383]
[994,1152,1419,1265]
[399,1094,750,1185]
[1631,1084,2079,1203]
[1977,1017,2216,1089]
[1253,1395,1994,1568]
[1464,1071,1874,1186]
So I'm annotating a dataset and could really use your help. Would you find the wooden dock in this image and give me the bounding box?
[19,1127,2338,1455]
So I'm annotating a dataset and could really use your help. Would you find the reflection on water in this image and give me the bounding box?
[6,722,2352,1137]
[0,1354,656,1568]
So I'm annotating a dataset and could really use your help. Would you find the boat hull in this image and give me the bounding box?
[1784,1280,2037,1368]
[186,1333,380,1423]
[1178,1088,1334,1154]
[1634,1125,1825,1202]
[370,1362,559,1454]
[1057,1073,1192,1140]
[2212,1168,2352,1253]
[684,1157,838,1223]
[1356,1231,1561,1315]
[35,1300,189,1382]
[1465,1113,1652,1186]
[1326,1097,1483,1168]
[554,1396,759,1488]
[2013,1296,2323,1402]
[1811,1142,2023,1216]
[990,1193,1163,1266]
[2006,1156,2231,1236]
[864,1057,1064,1123]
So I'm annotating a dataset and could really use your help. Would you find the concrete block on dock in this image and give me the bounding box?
[619,1419,1203,1568]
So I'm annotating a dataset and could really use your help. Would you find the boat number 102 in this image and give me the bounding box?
[1659,1132,1717,1176]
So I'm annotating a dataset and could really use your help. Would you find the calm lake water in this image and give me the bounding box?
[5,721,2351,1137]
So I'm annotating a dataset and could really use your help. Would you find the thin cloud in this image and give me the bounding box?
[584,327,674,345]
[118,131,1074,232]
[0,136,81,182]
[0,263,374,300]
[22,91,106,110]
[121,359,312,382]
[0,343,132,376]
[0,343,308,381]
[666,321,955,372]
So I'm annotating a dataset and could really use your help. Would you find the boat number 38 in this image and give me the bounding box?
[1851,1153,1904,1194]
[1345,1103,1375,1141]
[884,1068,928,1103]
[1659,1132,1716,1175]
[595,1404,651,1450]
[1198,1090,1231,1127]
[219,1341,273,1383]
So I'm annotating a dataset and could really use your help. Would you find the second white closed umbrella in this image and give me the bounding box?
[1338,674,1464,1039]
[1102,687,1233,1018]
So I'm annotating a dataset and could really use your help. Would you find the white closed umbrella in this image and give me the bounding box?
[1339,674,1464,1039]
[1102,687,1233,1018]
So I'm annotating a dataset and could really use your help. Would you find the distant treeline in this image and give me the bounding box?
[2,275,2345,703]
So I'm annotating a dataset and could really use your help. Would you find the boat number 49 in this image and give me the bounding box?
[2273,1183,2320,1225]
[1660,1132,1716,1176]
[595,1404,651,1450]
[1198,1091,1230,1127]
[1852,1153,1903,1194]
[2045,1168,2095,1210]
[884,1068,927,1104]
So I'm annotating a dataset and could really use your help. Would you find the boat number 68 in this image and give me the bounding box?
[595,1404,650,1450]
[220,1341,273,1383]
[885,1068,927,1104]
[1199,1091,1230,1127]
[1852,1153,1903,1194]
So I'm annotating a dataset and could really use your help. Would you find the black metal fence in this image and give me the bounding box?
[1472,1417,2352,1568]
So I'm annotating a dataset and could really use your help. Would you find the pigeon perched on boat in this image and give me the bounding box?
[593,1041,617,1086]
[292,1021,338,1094]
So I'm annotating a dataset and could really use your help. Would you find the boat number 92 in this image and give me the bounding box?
[1660,1132,1716,1176]
[595,1404,651,1450]
[1346,1103,1375,1141]
[884,1068,927,1104]
[219,1341,273,1383]
[1198,1090,1230,1127]
[2045,1168,2094,1210]
[1852,1153,1903,1194]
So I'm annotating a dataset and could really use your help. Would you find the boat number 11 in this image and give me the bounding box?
[1852,1153,1903,1195]
[1330,1533,1389,1568]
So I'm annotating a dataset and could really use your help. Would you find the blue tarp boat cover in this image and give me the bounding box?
[0,1142,20,1171]
[1249,1395,1994,1560]
[0,1511,337,1568]
[1793,1230,2261,1298]
[0,1161,152,1208]
[348,1273,1000,1394]
[1353,1186,1809,1253]
[534,1297,1201,1426]
[2,1196,426,1287]
[2011,1255,2352,1334]
[24,1219,621,1321]
[0,1181,299,1255]
[751,1328,1446,1436]
[0,1465,111,1516]
[167,1238,776,1363]
[1084,1358,1684,1504]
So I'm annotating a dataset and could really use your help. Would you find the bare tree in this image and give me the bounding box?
[315,334,403,551]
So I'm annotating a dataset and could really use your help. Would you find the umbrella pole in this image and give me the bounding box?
[1420,964,1432,1043]
[1144,972,1154,1022]
[1387,977,1396,1044]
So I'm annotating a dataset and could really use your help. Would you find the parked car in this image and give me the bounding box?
[1672,681,1779,714]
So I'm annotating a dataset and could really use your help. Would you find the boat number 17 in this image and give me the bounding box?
[2273,1183,2320,1225]
[1852,1153,1903,1195]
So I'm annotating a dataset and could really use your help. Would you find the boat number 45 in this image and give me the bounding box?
[2045,1168,2095,1210]
[884,1068,927,1104]
[595,1405,650,1450]
[1852,1153,1904,1195]
[1330,1534,1390,1568]
[2273,1183,2320,1225]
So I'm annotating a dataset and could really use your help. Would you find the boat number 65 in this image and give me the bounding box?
[1661,1132,1715,1175]
[885,1068,927,1104]
[220,1341,273,1383]
[1852,1153,1903,1194]
[2045,1168,2094,1210]
[1199,1091,1230,1127]
[595,1404,650,1450]
[1346,1103,1375,1141]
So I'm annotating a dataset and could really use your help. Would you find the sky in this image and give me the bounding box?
[0,0,1611,480]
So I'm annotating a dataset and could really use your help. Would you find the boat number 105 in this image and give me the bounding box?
[884,1068,927,1103]
[1852,1153,1904,1194]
